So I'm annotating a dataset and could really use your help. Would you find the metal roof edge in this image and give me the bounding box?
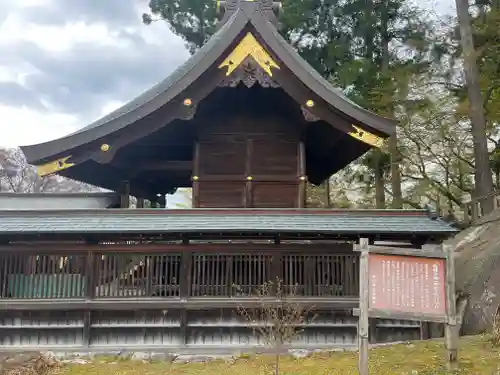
[20,10,251,165]
[0,208,437,217]
[247,11,396,137]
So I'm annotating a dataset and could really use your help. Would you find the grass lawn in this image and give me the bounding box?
[52,335,500,375]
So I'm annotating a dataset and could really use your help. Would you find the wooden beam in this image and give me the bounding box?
[353,308,448,324]
[120,181,130,208]
[125,161,193,178]
[0,242,356,254]
[0,297,359,311]
[354,245,447,259]
[357,238,369,375]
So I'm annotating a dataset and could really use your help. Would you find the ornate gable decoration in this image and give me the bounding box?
[217,0,281,28]
[218,32,280,77]
[349,125,384,148]
[36,156,75,177]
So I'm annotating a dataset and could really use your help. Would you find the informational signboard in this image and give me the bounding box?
[354,241,457,375]
[368,254,447,317]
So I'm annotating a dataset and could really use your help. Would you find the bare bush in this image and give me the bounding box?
[235,278,316,375]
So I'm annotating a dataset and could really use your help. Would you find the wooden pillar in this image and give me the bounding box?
[357,238,369,375]
[444,243,458,371]
[158,194,166,208]
[136,198,145,208]
[179,239,191,346]
[192,142,200,208]
[120,181,130,208]
[297,141,306,208]
[271,238,282,295]
[83,250,95,348]
[368,318,377,344]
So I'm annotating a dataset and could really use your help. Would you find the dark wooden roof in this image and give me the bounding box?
[20,2,396,197]
[0,209,457,242]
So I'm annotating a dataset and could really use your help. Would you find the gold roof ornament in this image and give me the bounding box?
[219,32,280,76]
[36,156,75,177]
[348,125,384,148]
[305,99,315,108]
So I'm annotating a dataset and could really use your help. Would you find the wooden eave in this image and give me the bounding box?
[20,5,397,191]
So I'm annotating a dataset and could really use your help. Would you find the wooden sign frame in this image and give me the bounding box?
[353,238,458,375]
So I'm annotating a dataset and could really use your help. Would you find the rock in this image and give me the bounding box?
[60,359,88,365]
[149,353,177,363]
[289,349,313,359]
[451,218,500,335]
[130,352,149,361]
[173,355,213,364]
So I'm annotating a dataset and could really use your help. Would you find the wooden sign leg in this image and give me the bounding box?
[358,238,369,375]
[444,244,458,371]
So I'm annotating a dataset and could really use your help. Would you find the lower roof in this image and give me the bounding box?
[0,192,118,210]
[0,209,457,242]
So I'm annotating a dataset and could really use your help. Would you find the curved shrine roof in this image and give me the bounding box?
[20,2,397,195]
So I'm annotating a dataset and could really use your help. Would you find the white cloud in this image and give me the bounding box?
[0,0,189,148]
[0,104,79,147]
[0,0,455,151]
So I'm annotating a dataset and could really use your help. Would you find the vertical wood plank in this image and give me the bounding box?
[136,198,144,209]
[420,321,429,340]
[298,141,306,208]
[120,181,130,208]
[180,244,192,298]
[357,238,369,375]
[180,309,188,346]
[85,251,95,299]
[271,253,283,295]
[368,318,377,344]
[245,139,253,208]
[83,310,91,348]
[192,141,201,208]
[158,194,166,208]
[444,243,458,371]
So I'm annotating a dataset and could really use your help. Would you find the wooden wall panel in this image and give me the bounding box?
[252,183,298,208]
[194,112,302,208]
[198,141,246,176]
[198,182,246,208]
[251,141,298,176]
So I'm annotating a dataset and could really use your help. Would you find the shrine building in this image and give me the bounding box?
[0,0,457,352]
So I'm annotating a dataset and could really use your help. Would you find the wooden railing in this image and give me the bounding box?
[0,248,360,301]
[461,190,500,226]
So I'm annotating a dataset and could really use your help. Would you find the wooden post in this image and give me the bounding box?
[83,250,95,348]
[462,203,470,227]
[192,142,200,208]
[120,181,130,208]
[444,243,458,371]
[158,194,166,208]
[136,198,145,208]
[357,238,369,375]
[297,141,306,208]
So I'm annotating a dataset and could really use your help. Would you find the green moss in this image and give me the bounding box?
[52,335,500,375]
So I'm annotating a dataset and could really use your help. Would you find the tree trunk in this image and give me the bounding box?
[324,179,331,208]
[374,151,386,208]
[455,0,494,213]
[381,13,402,209]
[388,130,402,208]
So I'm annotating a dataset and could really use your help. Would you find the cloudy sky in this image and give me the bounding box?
[0,0,454,149]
